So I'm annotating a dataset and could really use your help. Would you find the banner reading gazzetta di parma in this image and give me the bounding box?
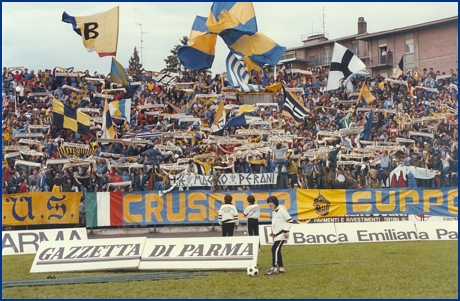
[2,188,457,227]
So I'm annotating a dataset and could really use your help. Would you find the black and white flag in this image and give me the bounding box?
[393,55,404,78]
[326,42,367,91]
[281,85,309,124]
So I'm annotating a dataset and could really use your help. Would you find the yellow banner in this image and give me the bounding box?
[297,189,347,220]
[2,192,81,226]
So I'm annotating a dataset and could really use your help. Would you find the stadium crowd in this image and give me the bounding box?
[1,62,458,195]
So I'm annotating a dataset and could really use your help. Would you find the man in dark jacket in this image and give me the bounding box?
[327,144,342,169]
[142,146,161,172]
[7,171,20,194]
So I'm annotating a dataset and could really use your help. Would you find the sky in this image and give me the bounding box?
[2,2,458,76]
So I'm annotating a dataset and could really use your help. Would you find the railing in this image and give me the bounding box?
[308,57,331,68]
[368,55,394,68]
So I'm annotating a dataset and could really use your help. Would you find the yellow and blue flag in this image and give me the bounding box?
[225,113,247,129]
[101,99,115,139]
[206,2,258,35]
[62,6,119,57]
[52,98,90,134]
[211,100,226,135]
[206,2,285,71]
[356,82,376,107]
[180,2,285,72]
[178,16,217,71]
[110,57,129,89]
[68,90,83,109]
[236,104,255,115]
[109,98,131,121]
[363,109,374,141]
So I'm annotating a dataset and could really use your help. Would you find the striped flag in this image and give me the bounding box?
[327,42,367,91]
[281,85,309,124]
[109,98,131,121]
[225,52,262,92]
[85,192,123,227]
[101,98,115,139]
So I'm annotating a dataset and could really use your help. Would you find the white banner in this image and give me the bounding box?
[169,173,277,187]
[30,237,146,273]
[335,222,420,243]
[2,228,87,256]
[259,224,338,246]
[259,221,458,246]
[139,236,259,270]
[414,221,458,240]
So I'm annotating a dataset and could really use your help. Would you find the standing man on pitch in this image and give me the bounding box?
[265,196,293,275]
[243,195,260,237]
[218,194,239,237]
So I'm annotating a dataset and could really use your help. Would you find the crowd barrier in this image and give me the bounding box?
[2,188,457,227]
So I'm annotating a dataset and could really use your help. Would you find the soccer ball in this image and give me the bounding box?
[247,265,258,276]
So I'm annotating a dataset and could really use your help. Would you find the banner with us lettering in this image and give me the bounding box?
[2,192,81,226]
[168,173,278,188]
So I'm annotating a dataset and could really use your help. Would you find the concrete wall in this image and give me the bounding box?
[239,93,276,104]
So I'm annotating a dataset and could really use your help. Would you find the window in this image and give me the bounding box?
[309,55,319,67]
[406,38,414,54]
[352,42,359,56]
[378,39,387,45]
[281,51,295,60]
[405,53,414,64]
[379,46,388,64]
[324,47,330,65]
[284,51,296,60]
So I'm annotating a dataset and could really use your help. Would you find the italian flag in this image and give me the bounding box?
[85,192,123,227]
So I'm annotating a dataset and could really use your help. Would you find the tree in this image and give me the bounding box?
[162,36,189,73]
[128,46,144,74]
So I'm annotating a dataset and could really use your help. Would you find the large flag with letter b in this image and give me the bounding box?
[62,6,119,57]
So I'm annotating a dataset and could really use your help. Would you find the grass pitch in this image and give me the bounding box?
[2,241,457,299]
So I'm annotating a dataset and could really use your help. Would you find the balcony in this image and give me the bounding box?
[308,57,331,68]
[368,55,394,68]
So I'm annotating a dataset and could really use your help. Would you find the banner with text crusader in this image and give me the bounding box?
[2,192,81,226]
[122,190,297,226]
[296,188,458,220]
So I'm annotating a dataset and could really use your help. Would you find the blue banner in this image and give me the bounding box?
[122,190,297,226]
[297,188,458,220]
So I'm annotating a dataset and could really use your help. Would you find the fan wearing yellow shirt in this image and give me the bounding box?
[193,153,216,176]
